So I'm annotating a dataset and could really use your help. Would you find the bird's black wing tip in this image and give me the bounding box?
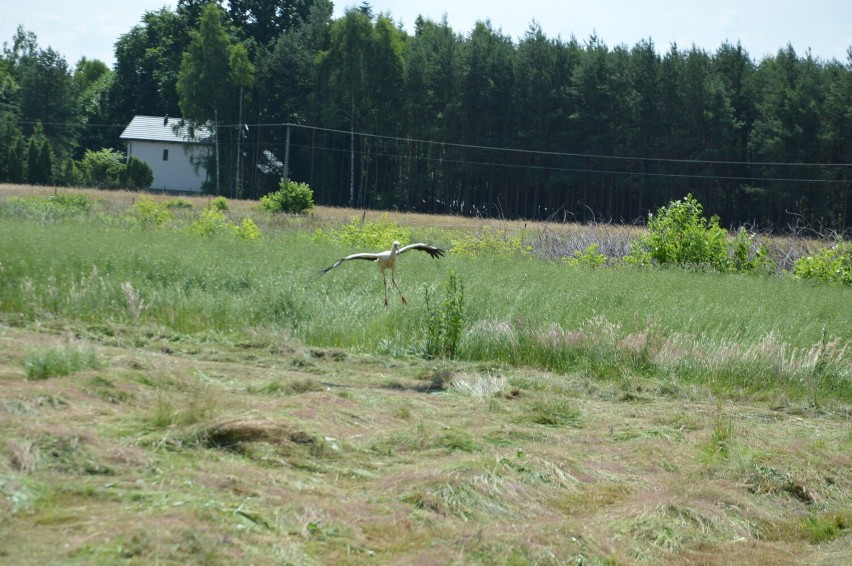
[317,260,343,275]
[428,245,447,257]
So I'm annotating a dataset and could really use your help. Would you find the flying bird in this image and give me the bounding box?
[319,241,446,306]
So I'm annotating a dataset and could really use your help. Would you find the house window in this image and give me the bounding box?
[162,149,169,161]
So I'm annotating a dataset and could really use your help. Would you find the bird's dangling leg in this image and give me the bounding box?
[392,272,407,305]
[383,272,389,307]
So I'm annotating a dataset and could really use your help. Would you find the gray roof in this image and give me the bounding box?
[120,115,213,144]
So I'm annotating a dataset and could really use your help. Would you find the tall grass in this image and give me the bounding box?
[24,345,101,380]
[1,211,848,402]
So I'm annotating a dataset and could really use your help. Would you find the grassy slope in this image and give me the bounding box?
[0,185,850,563]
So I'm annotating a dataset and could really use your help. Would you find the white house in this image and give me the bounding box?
[120,115,213,193]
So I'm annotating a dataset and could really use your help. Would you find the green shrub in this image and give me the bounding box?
[451,226,528,257]
[793,240,851,285]
[6,137,25,183]
[131,196,174,228]
[76,149,154,190]
[237,217,262,241]
[188,208,236,237]
[260,179,315,214]
[187,208,261,241]
[78,148,126,189]
[630,194,775,274]
[122,156,153,189]
[631,194,729,270]
[26,136,52,185]
[565,243,608,268]
[729,227,776,274]
[56,158,83,187]
[47,192,93,212]
[208,196,229,211]
[314,213,411,250]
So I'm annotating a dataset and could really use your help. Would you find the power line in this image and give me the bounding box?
[277,138,850,184]
[16,117,852,186]
[267,121,852,169]
[16,118,852,169]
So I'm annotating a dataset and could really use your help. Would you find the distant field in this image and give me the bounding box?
[0,185,850,564]
[0,182,651,234]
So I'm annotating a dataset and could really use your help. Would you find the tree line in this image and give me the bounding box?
[1,0,850,230]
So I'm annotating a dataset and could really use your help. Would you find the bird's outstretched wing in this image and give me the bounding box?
[397,243,446,259]
[317,252,380,275]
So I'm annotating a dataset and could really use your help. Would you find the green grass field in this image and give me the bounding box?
[1,186,850,564]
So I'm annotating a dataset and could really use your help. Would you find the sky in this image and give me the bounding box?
[1,0,850,69]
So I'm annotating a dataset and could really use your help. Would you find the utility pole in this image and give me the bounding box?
[214,109,220,196]
[236,86,243,198]
[283,124,291,181]
[350,96,355,206]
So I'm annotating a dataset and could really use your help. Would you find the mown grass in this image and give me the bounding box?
[0,326,852,564]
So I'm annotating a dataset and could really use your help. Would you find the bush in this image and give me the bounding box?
[75,149,153,190]
[630,194,775,274]
[631,194,729,270]
[260,178,314,214]
[56,158,83,187]
[79,148,126,189]
[209,196,229,211]
[187,208,262,241]
[237,217,262,241]
[729,227,776,274]
[793,240,851,285]
[122,156,153,189]
[131,196,174,228]
[188,208,236,237]
[564,243,608,268]
[26,137,53,185]
[314,213,411,250]
[48,193,93,213]
[451,226,529,257]
[6,137,25,183]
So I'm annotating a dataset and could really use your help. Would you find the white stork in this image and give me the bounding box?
[319,241,445,306]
